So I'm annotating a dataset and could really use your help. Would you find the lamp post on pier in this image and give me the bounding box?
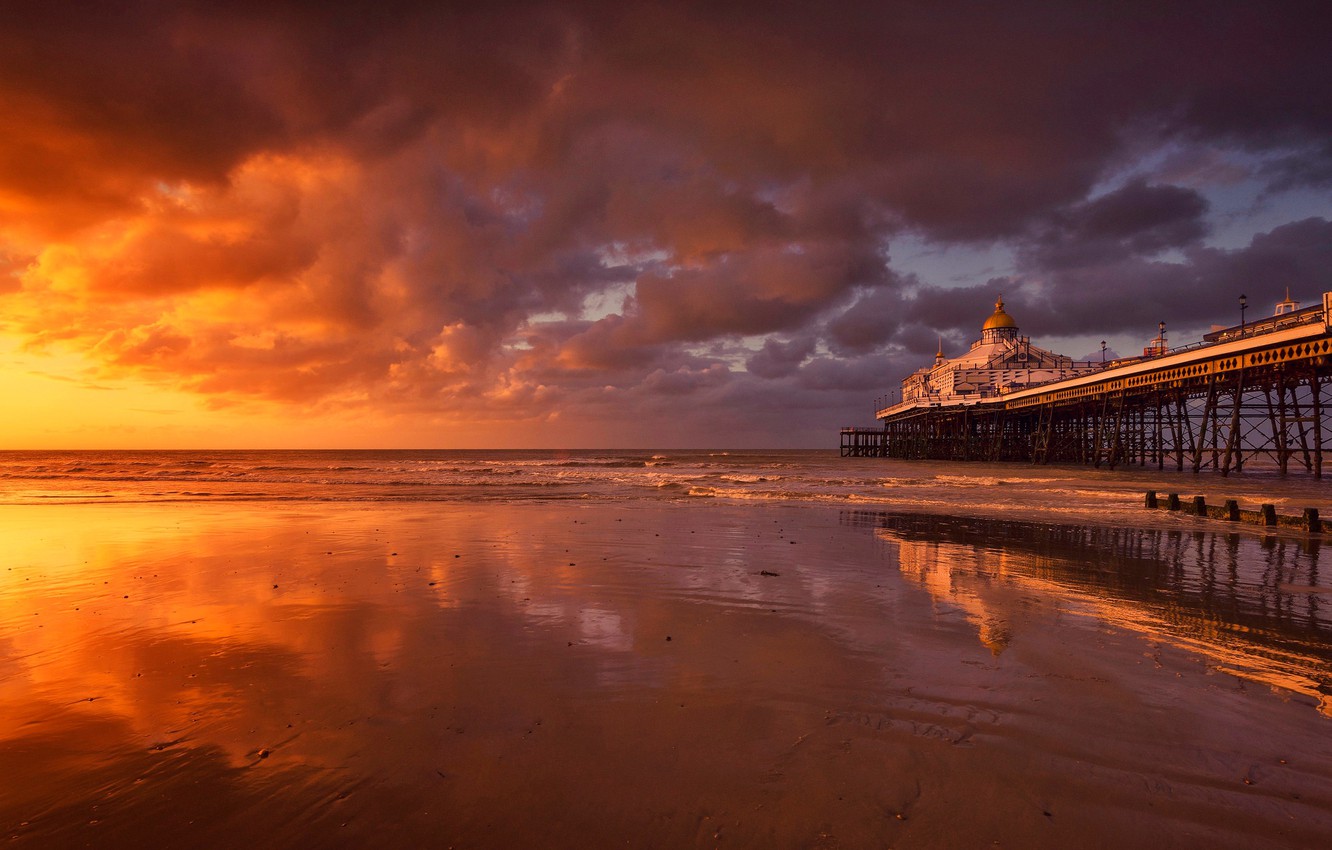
[1239,293,1247,335]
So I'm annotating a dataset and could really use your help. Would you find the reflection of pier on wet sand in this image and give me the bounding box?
[845,510,1332,716]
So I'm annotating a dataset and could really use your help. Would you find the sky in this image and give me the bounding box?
[2,0,1331,448]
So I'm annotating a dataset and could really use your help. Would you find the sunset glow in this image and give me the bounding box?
[3,1,1331,447]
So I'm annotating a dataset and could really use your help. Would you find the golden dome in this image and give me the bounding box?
[982,296,1017,331]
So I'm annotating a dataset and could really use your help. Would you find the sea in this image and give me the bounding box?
[2,448,1330,520]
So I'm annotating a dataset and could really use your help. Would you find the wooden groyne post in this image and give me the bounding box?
[1145,491,1325,532]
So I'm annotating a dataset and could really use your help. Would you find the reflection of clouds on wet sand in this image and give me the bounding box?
[576,606,631,651]
[6,502,1332,848]
[4,502,871,845]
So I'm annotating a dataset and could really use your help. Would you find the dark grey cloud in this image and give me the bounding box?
[1260,141,1332,194]
[826,286,909,354]
[1008,216,1332,339]
[746,336,817,379]
[1069,181,1209,249]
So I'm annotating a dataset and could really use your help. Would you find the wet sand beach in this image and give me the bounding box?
[3,498,1331,848]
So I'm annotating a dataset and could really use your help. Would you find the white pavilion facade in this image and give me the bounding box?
[901,297,1102,405]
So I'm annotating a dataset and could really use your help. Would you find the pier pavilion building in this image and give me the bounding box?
[901,296,1101,404]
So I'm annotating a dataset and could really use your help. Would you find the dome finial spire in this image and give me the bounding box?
[982,294,1018,336]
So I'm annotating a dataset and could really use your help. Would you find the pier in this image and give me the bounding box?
[842,292,1332,477]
